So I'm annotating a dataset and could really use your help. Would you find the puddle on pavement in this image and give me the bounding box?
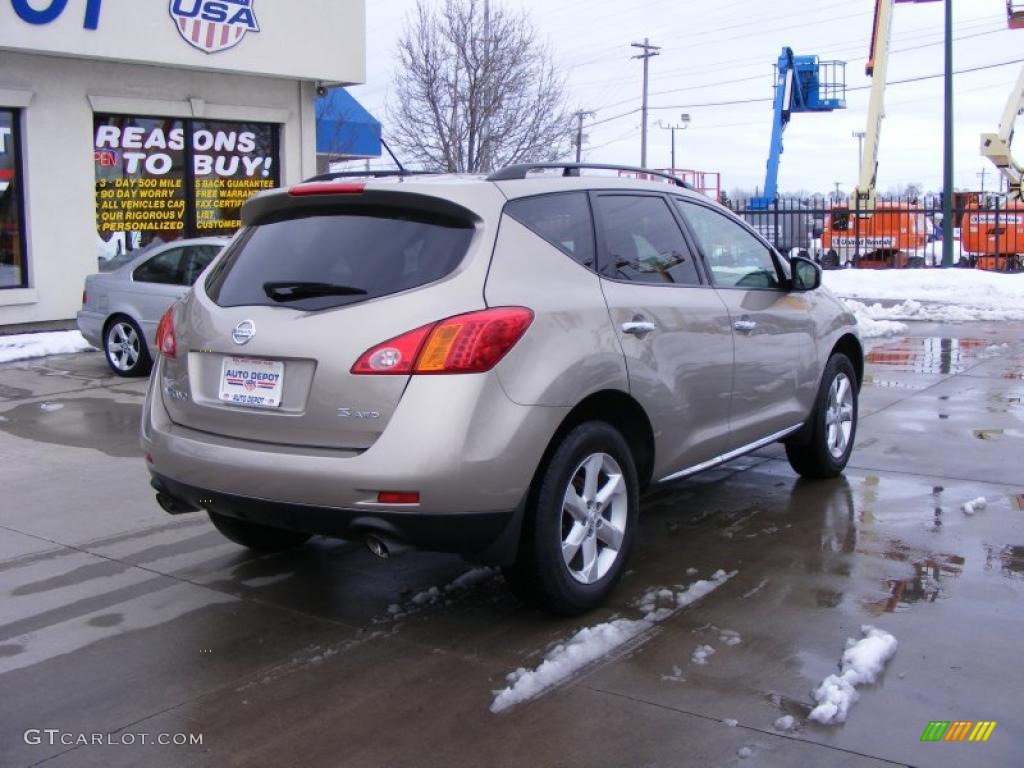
[861,548,965,615]
[866,337,990,375]
[984,545,1024,580]
[0,397,143,458]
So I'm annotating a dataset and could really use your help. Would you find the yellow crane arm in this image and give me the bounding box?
[981,64,1024,201]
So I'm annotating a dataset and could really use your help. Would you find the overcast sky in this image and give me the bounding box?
[348,0,1020,196]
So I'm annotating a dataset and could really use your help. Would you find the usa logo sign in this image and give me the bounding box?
[169,0,260,55]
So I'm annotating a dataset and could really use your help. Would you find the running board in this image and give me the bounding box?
[657,424,804,484]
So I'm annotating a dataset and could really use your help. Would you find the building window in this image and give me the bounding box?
[93,115,279,266]
[0,109,27,289]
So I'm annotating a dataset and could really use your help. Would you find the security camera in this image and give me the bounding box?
[315,81,327,98]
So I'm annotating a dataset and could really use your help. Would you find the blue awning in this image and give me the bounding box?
[315,88,381,159]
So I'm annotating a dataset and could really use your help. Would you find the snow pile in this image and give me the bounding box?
[691,644,716,665]
[661,665,686,683]
[0,331,94,363]
[961,497,987,516]
[722,718,738,727]
[808,625,898,725]
[380,567,497,622]
[774,715,797,732]
[719,629,742,646]
[490,569,736,713]
[825,269,1024,326]
[843,301,910,338]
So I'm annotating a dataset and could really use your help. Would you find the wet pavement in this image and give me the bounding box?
[1,322,1022,768]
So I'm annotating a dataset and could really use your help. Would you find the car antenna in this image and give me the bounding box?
[380,138,407,175]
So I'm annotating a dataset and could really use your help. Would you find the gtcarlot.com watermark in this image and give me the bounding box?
[24,729,203,747]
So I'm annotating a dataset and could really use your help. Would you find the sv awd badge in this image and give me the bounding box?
[337,408,381,419]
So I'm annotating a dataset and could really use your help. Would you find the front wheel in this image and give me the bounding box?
[208,511,311,552]
[504,421,639,616]
[786,354,858,479]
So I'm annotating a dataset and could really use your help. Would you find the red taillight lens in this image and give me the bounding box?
[155,307,176,358]
[351,307,533,375]
[82,290,88,307]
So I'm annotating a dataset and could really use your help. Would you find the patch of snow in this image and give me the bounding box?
[825,268,1024,312]
[691,644,716,665]
[377,567,499,623]
[723,718,738,727]
[490,570,736,713]
[774,715,797,732]
[39,402,64,412]
[0,331,95,364]
[961,496,987,515]
[742,579,769,599]
[808,625,898,725]
[738,746,753,759]
[842,301,910,338]
[719,629,742,646]
[661,664,686,683]
[686,567,699,576]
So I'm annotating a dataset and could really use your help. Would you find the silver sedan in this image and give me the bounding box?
[77,237,228,376]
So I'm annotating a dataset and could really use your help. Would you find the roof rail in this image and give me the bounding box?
[302,169,440,183]
[486,163,695,189]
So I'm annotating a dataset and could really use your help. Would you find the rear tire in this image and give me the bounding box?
[504,421,639,616]
[786,354,858,479]
[103,315,152,377]
[208,511,311,552]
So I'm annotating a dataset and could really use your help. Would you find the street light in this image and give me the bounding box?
[657,113,691,172]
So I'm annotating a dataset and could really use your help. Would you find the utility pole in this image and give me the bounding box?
[657,114,691,171]
[631,38,660,168]
[573,110,595,163]
[852,130,866,177]
[977,167,988,195]
[941,0,954,267]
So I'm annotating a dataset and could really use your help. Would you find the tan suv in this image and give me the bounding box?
[142,164,862,615]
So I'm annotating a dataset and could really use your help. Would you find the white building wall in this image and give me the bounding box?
[0,51,319,325]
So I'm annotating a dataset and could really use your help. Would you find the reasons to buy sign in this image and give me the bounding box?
[94,116,277,247]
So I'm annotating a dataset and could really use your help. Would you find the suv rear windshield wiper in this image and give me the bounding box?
[262,281,369,302]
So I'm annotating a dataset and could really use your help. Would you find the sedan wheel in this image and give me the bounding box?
[786,353,858,479]
[104,317,152,377]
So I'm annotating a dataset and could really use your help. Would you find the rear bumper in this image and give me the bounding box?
[150,471,525,563]
[76,309,104,350]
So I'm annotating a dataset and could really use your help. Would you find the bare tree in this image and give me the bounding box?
[387,0,574,173]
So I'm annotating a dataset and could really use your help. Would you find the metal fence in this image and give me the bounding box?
[723,195,1023,271]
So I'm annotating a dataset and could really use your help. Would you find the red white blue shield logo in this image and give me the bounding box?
[169,0,260,55]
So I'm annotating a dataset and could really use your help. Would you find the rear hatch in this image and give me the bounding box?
[160,182,499,450]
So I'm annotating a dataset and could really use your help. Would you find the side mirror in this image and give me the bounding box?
[791,255,822,292]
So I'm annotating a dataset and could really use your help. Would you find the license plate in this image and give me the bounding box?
[219,356,284,408]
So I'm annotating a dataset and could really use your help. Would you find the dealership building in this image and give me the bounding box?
[0,0,368,327]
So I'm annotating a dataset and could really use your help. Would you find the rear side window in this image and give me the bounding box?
[595,195,701,286]
[504,192,595,270]
[205,209,474,310]
[134,248,185,285]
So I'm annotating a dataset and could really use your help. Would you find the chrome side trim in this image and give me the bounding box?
[657,424,804,484]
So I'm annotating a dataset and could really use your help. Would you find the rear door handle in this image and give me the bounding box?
[622,321,657,337]
[733,320,757,333]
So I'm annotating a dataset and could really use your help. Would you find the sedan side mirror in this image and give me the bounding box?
[791,255,822,292]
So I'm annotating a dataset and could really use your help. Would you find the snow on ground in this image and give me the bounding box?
[0,331,94,363]
[961,496,987,516]
[774,715,797,732]
[379,567,498,623]
[719,629,742,646]
[808,625,898,725]
[691,644,716,665]
[489,569,736,713]
[824,269,1024,336]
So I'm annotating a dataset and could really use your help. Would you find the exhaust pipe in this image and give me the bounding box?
[155,492,199,515]
[364,533,411,560]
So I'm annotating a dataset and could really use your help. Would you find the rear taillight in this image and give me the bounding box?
[351,307,533,375]
[288,182,366,196]
[82,290,88,307]
[155,307,176,358]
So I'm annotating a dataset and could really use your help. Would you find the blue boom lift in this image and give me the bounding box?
[750,48,846,209]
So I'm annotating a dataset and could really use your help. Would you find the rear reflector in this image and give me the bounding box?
[377,491,420,505]
[288,182,366,196]
[351,307,534,375]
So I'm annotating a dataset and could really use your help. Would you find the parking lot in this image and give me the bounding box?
[1,320,1022,768]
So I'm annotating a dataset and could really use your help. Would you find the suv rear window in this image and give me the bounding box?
[205,208,474,310]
